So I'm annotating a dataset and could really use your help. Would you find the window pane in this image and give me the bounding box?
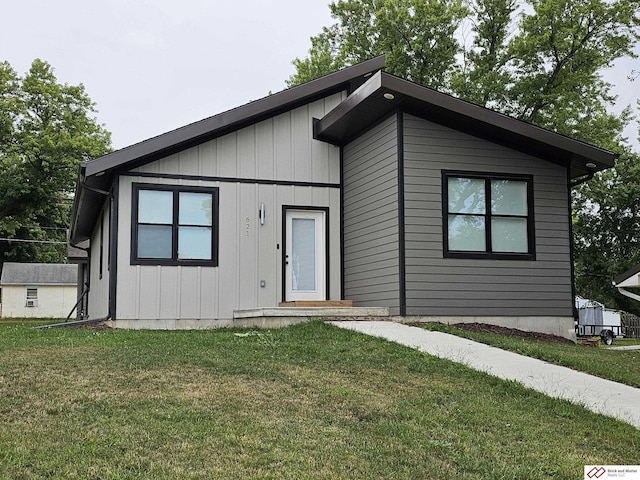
[138,225,172,258]
[448,178,485,214]
[179,192,212,226]
[448,214,486,251]
[492,217,528,253]
[139,190,173,224]
[178,227,212,260]
[491,180,527,215]
[292,218,316,291]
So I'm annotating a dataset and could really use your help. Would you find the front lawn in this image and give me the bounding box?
[0,321,638,479]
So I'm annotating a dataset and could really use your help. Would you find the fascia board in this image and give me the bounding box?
[382,74,616,167]
[315,71,617,171]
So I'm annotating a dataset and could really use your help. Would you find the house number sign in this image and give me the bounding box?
[245,217,251,236]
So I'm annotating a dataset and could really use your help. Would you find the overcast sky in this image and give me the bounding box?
[2,0,638,151]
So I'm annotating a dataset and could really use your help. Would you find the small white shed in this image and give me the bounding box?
[0,263,78,319]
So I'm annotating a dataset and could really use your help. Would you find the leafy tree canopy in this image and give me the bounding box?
[289,0,639,137]
[289,0,640,313]
[0,59,111,265]
[573,150,640,314]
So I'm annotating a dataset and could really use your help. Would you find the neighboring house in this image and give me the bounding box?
[0,263,78,318]
[614,265,640,303]
[69,56,617,338]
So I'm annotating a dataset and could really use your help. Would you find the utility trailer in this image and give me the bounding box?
[575,297,622,345]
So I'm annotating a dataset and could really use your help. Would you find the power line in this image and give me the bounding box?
[0,238,67,245]
[21,226,69,231]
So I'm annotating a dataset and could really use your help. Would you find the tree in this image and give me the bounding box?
[288,0,469,89]
[290,0,639,136]
[0,59,111,265]
[573,151,640,315]
[289,0,640,311]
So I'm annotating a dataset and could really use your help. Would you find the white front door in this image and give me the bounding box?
[284,209,326,301]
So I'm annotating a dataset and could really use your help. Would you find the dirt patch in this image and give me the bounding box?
[452,322,575,345]
[65,321,112,331]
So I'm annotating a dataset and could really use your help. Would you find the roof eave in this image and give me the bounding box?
[71,56,387,244]
[614,264,640,287]
[314,71,617,179]
[84,55,386,178]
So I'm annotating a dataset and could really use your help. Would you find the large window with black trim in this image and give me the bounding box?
[442,171,535,260]
[131,183,219,266]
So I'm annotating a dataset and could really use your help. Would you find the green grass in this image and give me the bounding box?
[0,321,638,479]
[423,323,640,388]
[606,337,640,346]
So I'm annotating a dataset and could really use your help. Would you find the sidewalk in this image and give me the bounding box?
[330,321,640,429]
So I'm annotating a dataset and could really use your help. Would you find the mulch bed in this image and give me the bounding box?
[452,322,576,345]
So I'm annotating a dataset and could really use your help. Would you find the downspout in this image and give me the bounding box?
[570,170,594,188]
[69,173,93,321]
[44,169,114,328]
[77,167,113,322]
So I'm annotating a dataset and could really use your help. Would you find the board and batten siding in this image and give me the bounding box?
[112,95,344,323]
[402,113,573,317]
[87,199,111,319]
[343,114,401,313]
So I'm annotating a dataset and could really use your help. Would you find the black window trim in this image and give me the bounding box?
[131,183,219,267]
[442,170,536,261]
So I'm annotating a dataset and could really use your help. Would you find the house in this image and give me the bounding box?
[614,265,640,303]
[0,263,78,318]
[68,56,617,338]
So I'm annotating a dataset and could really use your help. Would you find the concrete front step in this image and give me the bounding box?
[233,306,390,320]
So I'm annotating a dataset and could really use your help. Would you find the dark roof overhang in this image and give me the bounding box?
[314,71,618,180]
[83,56,386,178]
[70,56,387,244]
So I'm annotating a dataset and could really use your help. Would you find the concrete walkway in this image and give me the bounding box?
[330,321,640,429]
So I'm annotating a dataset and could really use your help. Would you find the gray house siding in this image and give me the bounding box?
[343,114,401,313]
[108,95,343,324]
[402,113,573,317]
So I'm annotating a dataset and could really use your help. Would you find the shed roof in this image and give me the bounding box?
[314,71,617,179]
[0,263,78,286]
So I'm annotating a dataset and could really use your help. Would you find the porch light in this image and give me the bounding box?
[585,162,597,169]
[383,92,395,100]
[259,203,265,225]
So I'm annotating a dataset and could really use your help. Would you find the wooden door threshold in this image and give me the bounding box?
[278,300,353,308]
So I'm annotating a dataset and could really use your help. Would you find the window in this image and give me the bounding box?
[26,288,38,307]
[443,171,535,259]
[132,184,219,266]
